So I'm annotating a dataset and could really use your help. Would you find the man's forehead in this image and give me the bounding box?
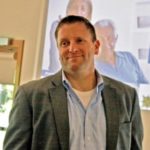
[58,32,86,41]
[58,22,87,33]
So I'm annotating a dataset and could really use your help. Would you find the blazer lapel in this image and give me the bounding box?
[102,84,120,150]
[49,72,69,150]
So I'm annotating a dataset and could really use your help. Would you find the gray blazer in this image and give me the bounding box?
[3,71,143,150]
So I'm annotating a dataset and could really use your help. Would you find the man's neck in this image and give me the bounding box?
[65,70,97,91]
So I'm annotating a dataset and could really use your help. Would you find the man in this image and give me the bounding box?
[46,0,92,74]
[4,16,143,150]
[94,19,149,88]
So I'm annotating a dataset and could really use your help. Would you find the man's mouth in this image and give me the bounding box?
[67,55,82,59]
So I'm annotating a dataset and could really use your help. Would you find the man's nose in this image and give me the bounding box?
[69,42,78,52]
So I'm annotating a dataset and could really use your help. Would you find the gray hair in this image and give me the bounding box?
[94,19,117,37]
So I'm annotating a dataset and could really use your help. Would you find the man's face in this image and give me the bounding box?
[67,1,91,20]
[95,26,117,52]
[56,22,99,73]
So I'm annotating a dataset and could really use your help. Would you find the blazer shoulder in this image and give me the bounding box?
[20,71,62,92]
[102,75,136,92]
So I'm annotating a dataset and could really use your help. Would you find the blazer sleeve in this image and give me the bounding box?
[131,89,144,150]
[3,86,32,150]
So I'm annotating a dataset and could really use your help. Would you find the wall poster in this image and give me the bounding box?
[41,0,150,110]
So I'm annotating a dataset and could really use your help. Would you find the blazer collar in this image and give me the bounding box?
[49,71,69,150]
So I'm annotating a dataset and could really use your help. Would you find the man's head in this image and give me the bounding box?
[94,19,118,51]
[55,15,100,74]
[66,0,92,21]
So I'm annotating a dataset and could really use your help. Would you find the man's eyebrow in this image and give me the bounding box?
[58,38,68,42]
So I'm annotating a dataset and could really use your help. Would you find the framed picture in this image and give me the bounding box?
[137,16,150,28]
[138,48,149,60]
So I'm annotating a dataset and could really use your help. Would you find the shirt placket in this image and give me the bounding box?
[84,108,92,150]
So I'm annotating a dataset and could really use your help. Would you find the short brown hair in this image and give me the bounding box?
[55,15,96,42]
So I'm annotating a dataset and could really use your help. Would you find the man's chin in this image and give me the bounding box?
[64,64,81,73]
[70,65,80,71]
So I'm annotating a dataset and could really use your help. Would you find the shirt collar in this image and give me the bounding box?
[62,70,104,93]
[62,71,72,90]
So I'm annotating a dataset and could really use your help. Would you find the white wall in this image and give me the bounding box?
[0,0,48,84]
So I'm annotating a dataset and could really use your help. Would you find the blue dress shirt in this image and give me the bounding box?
[62,71,106,150]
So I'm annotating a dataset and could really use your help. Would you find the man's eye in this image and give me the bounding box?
[76,38,84,44]
[60,41,69,47]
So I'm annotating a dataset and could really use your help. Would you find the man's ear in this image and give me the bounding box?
[94,40,100,55]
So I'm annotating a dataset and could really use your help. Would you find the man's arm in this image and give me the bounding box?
[131,89,144,150]
[3,86,32,150]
